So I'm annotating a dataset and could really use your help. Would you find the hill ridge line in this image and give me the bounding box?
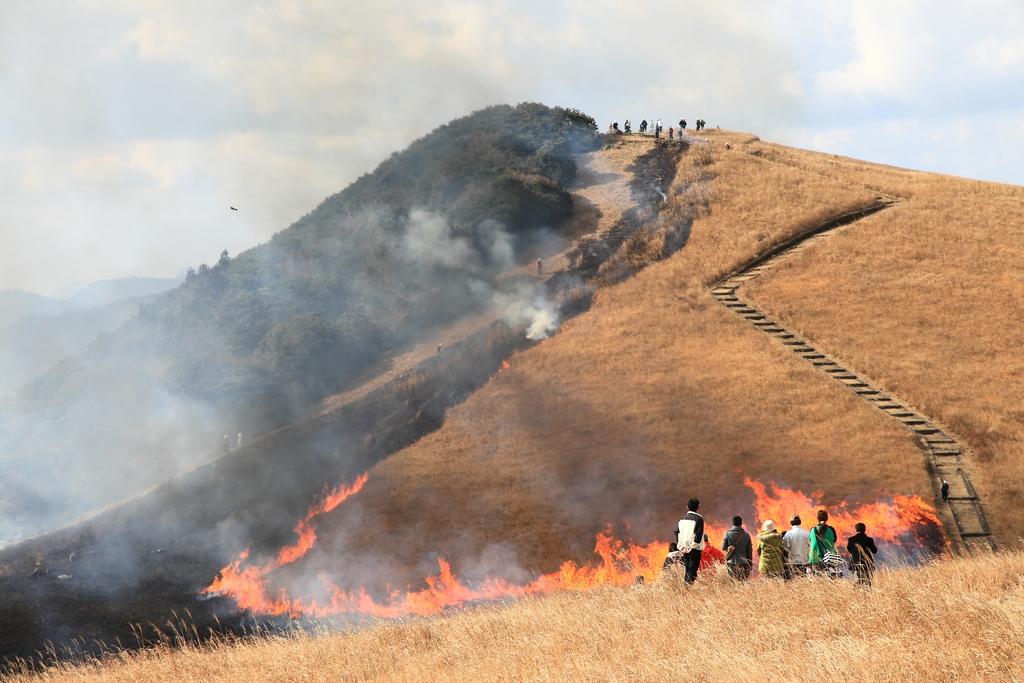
[709,200,996,552]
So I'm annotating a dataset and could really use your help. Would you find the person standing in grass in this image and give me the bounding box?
[757,520,786,578]
[808,509,839,577]
[722,516,753,580]
[782,515,811,579]
[676,498,705,584]
[847,523,879,588]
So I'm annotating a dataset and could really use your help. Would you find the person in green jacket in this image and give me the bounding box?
[757,519,786,578]
[808,509,839,577]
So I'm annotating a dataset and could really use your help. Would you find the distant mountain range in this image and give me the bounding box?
[0,276,182,323]
[0,276,182,398]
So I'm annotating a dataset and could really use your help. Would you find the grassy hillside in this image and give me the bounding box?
[0,130,675,661]
[8,551,1024,681]
[3,123,1018,666]
[269,131,936,600]
[0,103,599,539]
[737,138,1024,542]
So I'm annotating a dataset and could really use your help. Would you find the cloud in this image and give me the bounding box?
[1,0,1023,294]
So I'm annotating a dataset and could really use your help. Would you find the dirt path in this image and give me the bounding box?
[710,202,996,552]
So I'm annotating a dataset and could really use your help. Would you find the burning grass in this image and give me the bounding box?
[8,550,1024,682]
[201,472,941,619]
[305,129,936,601]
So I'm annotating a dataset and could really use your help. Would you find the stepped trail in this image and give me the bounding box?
[709,200,996,552]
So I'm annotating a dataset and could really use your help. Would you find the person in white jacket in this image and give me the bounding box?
[782,515,811,579]
[675,498,705,583]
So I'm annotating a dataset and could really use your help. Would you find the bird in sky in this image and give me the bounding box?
[229,206,238,211]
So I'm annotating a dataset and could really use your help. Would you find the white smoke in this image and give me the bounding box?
[397,208,561,341]
[491,282,561,341]
[400,208,475,268]
[476,219,516,271]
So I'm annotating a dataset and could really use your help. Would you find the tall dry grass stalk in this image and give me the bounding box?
[9,551,1024,682]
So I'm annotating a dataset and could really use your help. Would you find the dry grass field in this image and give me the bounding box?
[274,133,938,597]
[11,550,1024,682]
[739,136,1024,542]
[7,129,1019,672]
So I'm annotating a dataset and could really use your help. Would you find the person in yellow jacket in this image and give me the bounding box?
[757,519,786,578]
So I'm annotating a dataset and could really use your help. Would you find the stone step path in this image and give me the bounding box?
[710,201,996,552]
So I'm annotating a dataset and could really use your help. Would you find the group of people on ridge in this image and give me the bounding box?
[663,499,879,587]
[609,116,708,141]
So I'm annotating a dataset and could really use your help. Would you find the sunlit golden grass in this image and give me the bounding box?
[304,134,936,590]
[10,550,1024,682]
[740,135,1024,542]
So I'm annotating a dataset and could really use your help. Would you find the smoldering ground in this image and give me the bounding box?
[0,204,570,545]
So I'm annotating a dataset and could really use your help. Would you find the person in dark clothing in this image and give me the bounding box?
[679,118,687,130]
[640,119,648,134]
[847,522,879,587]
[722,515,753,580]
[941,479,950,501]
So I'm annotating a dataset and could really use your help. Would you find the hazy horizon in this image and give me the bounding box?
[3,1,1023,294]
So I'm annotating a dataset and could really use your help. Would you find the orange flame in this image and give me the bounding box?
[204,473,368,612]
[743,477,941,546]
[204,474,940,619]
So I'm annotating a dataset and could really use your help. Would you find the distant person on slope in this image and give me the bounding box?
[624,119,631,134]
[941,479,950,501]
[668,127,674,140]
[640,119,648,134]
[808,509,840,577]
[782,515,811,579]
[680,118,686,131]
[847,522,879,588]
[537,257,543,276]
[722,515,753,580]
[757,520,787,579]
[676,498,705,584]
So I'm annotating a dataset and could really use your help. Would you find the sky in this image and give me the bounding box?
[2,0,1022,295]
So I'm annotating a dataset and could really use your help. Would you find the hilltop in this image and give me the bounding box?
[2,112,1023,667]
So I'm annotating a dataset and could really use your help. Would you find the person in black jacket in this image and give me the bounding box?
[722,516,753,580]
[847,522,879,587]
